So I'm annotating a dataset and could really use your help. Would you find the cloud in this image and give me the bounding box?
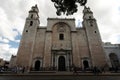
[108,33,120,44]
[0,37,9,43]
[0,43,18,61]
[0,7,19,41]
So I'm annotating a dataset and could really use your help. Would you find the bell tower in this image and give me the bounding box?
[16,5,40,67]
[83,6,107,67]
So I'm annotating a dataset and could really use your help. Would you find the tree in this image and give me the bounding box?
[51,0,87,16]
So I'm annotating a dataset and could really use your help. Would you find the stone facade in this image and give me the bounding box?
[9,55,17,68]
[16,5,107,71]
[103,42,120,68]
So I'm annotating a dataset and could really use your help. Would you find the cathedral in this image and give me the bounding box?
[16,5,107,71]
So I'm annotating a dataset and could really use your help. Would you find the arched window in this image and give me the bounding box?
[30,21,33,26]
[59,34,64,40]
[31,14,33,18]
[109,53,119,67]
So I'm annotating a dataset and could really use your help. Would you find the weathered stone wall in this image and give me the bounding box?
[9,55,16,68]
[76,28,90,67]
[52,22,71,50]
[32,28,46,67]
[83,19,107,67]
[104,43,120,67]
[16,6,107,69]
[16,11,39,67]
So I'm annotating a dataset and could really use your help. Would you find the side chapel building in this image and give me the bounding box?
[16,5,107,71]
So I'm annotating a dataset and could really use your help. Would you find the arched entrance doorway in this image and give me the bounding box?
[109,53,119,67]
[58,56,66,71]
[83,60,89,69]
[34,60,40,71]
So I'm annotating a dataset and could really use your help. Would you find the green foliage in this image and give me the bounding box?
[51,0,87,16]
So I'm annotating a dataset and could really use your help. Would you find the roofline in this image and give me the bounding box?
[47,18,75,20]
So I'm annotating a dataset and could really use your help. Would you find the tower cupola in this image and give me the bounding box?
[29,5,39,13]
[27,5,39,19]
[83,6,94,20]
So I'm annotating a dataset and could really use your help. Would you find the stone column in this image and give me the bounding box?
[43,31,52,68]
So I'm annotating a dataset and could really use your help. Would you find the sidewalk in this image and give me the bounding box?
[0,71,120,76]
[0,72,120,80]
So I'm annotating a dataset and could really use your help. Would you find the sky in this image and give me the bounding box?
[0,0,120,61]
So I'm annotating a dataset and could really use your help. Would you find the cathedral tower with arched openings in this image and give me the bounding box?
[16,5,107,71]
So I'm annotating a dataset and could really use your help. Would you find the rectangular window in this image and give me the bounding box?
[59,34,64,40]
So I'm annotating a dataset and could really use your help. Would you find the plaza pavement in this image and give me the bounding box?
[0,72,120,80]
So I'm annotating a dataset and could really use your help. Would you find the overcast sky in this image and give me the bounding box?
[0,0,120,61]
